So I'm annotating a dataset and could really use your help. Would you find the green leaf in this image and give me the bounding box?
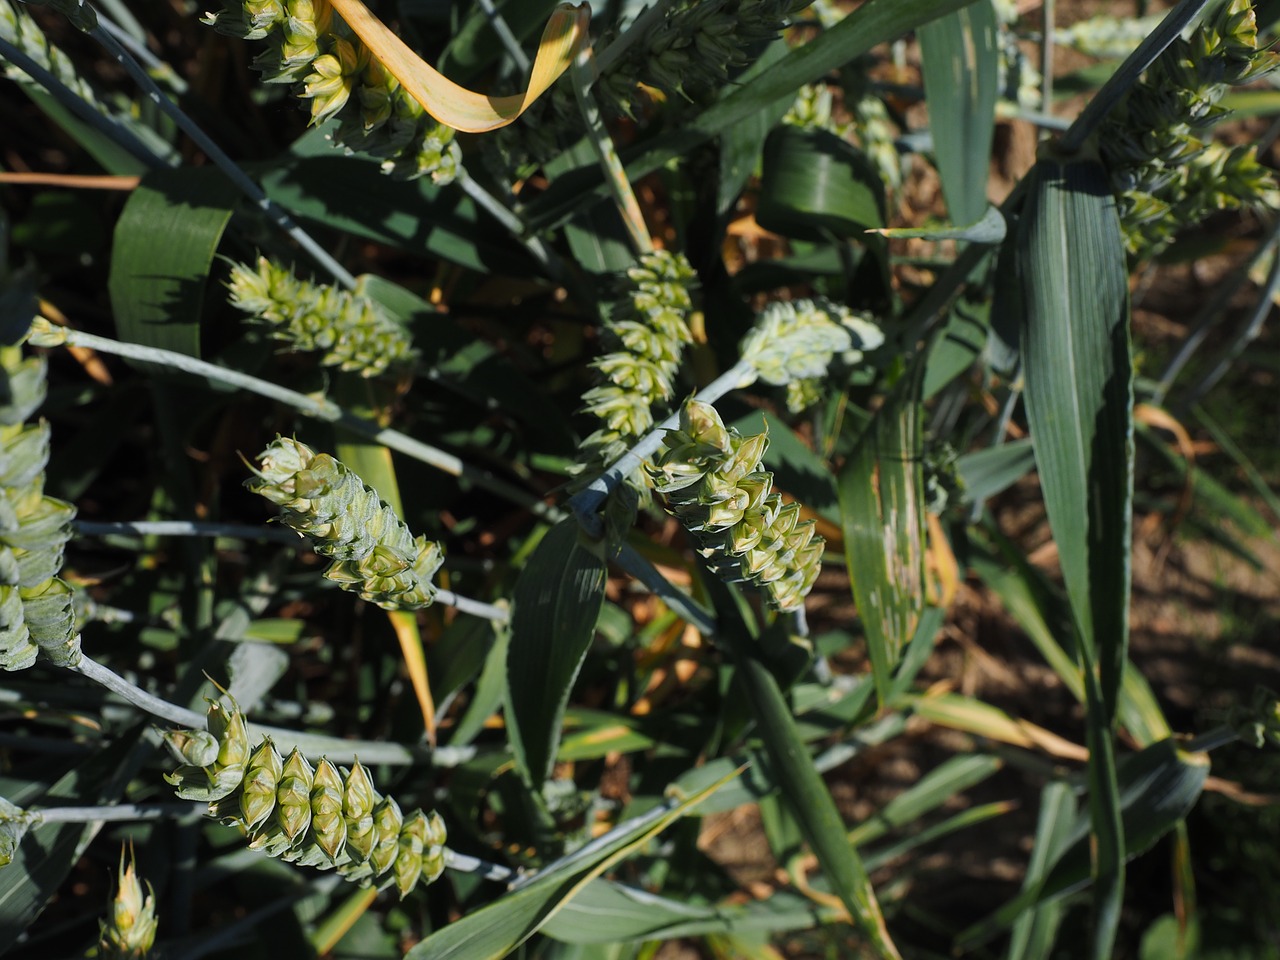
[757,126,884,239]
[506,519,608,784]
[18,87,158,176]
[728,633,899,959]
[872,205,1006,243]
[918,1,1000,225]
[1019,156,1134,722]
[1017,158,1133,956]
[959,739,1208,951]
[956,440,1035,503]
[525,0,983,231]
[260,151,535,274]
[718,41,793,216]
[923,294,989,399]
[1006,782,1076,960]
[437,0,560,82]
[107,166,237,359]
[450,621,510,747]
[970,528,1170,746]
[543,883,839,944]
[0,733,137,952]
[838,361,927,704]
[848,754,1002,848]
[405,768,738,960]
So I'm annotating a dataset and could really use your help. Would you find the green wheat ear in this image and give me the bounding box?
[597,0,814,115]
[578,249,698,470]
[1099,0,1280,257]
[246,437,445,610]
[0,335,80,672]
[171,692,447,897]
[651,399,825,611]
[739,297,883,412]
[226,257,417,379]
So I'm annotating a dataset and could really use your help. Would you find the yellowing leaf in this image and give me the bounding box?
[329,0,590,133]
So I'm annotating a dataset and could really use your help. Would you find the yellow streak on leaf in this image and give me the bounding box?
[328,0,590,133]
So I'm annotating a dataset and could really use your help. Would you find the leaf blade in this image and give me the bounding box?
[506,519,608,784]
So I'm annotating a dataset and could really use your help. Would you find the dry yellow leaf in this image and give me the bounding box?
[329,0,590,133]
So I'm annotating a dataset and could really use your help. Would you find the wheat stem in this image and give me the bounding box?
[475,0,530,73]
[68,654,476,766]
[34,323,554,519]
[568,359,755,532]
[570,47,653,255]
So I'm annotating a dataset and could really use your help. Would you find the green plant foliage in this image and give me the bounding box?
[4,0,1280,956]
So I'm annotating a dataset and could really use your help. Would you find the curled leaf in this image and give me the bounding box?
[329,0,590,133]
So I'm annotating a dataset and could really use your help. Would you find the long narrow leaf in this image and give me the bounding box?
[405,768,739,959]
[526,0,982,230]
[732,643,900,958]
[506,519,608,784]
[329,0,587,133]
[107,167,236,360]
[1018,157,1133,956]
[918,1,1000,225]
[838,362,927,704]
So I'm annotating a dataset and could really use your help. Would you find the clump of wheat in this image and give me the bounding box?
[98,846,158,960]
[246,438,445,610]
[651,399,824,611]
[598,0,813,114]
[165,691,447,896]
[739,297,883,412]
[202,0,460,182]
[1100,0,1280,256]
[0,332,80,671]
[226,257,417,379]
[578,250,698,469]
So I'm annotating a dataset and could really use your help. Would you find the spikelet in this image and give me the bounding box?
[738,298,883,412]
[0,797,33,867]
[651,400,825,611]
[0,327,80,671]
[98,846,158,960]
[1099,0,1280,257]
[226,258,417,378]
[173,694,447,896]
[201,0,462,183]
[163,689,250,802]
[246,437,444,610]
[577,250,698,470]
[598,0,813,115]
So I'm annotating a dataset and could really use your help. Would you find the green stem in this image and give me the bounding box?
[76,519,302,543]
[32,802,203,823]
[456,168,563,276]
[567,358,755,530]
[594,0,673,76]
[475,0,530,73]
[32,320,555,520]
[69,654,476,765]
[570,47,653,256]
